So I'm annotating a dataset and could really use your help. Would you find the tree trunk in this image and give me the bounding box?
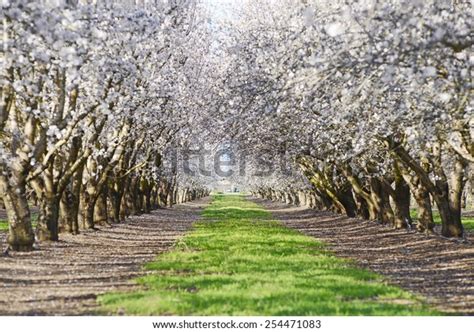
[36,193,60,241]
[336,187,357,217]
[94,189,109,226]
[58,167,82,235]
[1,182,35,251]
[342,167,379,220]
[151,185,159,209]
[440,158,465,237]
[398,165,435,233]
[120,177,132,220]
[166,185,174,207]
[388,138,464,237]
[144,184,152,212]
[370,178,394,224]
[85,198,96,229]
[414,187,434,233]
[388,170,413,229]
[120,190,129,221]
[437,198,463,237]
[59,189,79,234]
[353,193,370,219]
[110,189,124,223]
[79,190,95,229]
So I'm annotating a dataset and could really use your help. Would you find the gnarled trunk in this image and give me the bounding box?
[79,190,95,229]
[336,187,357,217]
[58,168,81,234]
[94,189,109,226]
[1,182,35,251]
[110,189,124,223]
[36,192,60,241]
[439,158,465,237]
[388,137,465,237]
[59,190,79,235]
[391,172,412,229]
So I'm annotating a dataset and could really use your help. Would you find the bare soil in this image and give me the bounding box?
[252,197,474,315]
[1,196,472,315]
[0,198,210,315]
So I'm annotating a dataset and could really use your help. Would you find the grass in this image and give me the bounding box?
[0,220,7,231]
[0,214,38,231]
[99,194,436,315]
[410,209,474,231]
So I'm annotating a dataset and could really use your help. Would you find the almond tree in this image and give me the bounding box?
[208,0,472,237]
[1,0,212,250]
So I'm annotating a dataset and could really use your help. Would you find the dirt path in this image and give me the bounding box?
[252,197,474,315]
[0,198,210,315]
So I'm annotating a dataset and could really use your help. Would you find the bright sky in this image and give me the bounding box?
[202,0,244,20]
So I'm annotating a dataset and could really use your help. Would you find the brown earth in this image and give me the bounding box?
[0,197,210,315]
[251,197,474,315]
[1,195,473,315]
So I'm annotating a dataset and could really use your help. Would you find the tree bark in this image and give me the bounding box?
[390,176,412,229]
[36,193,60,241]
[94,188,109,226]
[1,180,35,251]
[387,137,464,237]
[336,187,357,217]
[59,187,80,235]
[414,184,435,233]
[442,157,466,237]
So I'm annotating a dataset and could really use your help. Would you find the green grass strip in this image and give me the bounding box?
[98,194,436,315]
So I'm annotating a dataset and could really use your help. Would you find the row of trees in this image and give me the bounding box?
[216,0,472,238]
[1,0,471,254]
[1,0,210,251]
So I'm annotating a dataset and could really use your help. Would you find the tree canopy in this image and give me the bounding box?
[1,0,472,251]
